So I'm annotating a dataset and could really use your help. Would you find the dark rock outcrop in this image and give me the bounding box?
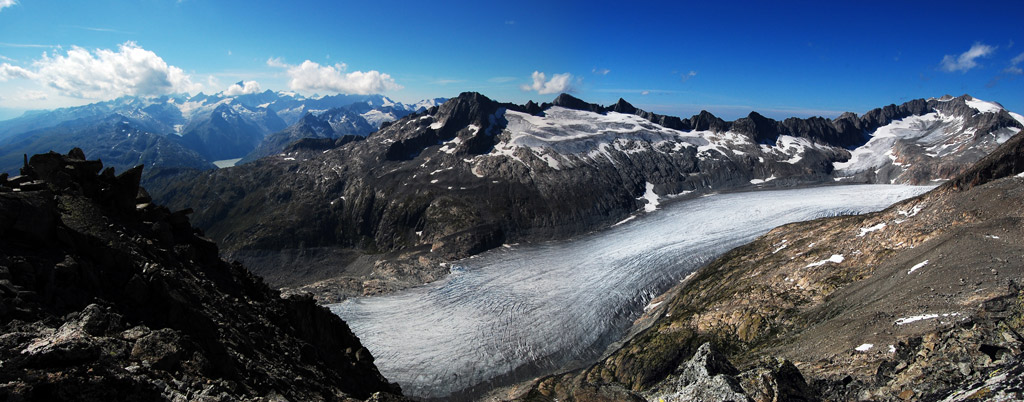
[0,150,402,401]
[645,343,752,402]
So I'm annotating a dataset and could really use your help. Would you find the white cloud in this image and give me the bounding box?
[0,63,36,80]
[641,90,650,95]
[223,80,262,96]
[592,68,610,75]
[0,0,17,12]
[267,58,402,95]
[940,42,995,72]
[1005,52,1024,74]
[520,71,574,94]
[0,42,200,99]
[488,76,517,83]
[681,70,697,82]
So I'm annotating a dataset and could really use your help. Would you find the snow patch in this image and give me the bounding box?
[613,216,637,226]
[898,204,924,218]
[212,158,242,168]
[750,175,777,185]
[857,222,886,237]
[806,254,844,268]
[965,98,1003,114]
[895,312,959,325]
[639,182,660,212]
[855,343,873,352]
[908,260,929,274]
[1009,112,1024,127]
[772,240,788,254]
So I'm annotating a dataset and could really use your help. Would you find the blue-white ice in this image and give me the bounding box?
[329,185,931,400]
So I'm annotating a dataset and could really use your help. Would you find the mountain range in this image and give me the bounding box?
[2,90,1023,401]
[147,92,1023,301]
[0,88,445,181]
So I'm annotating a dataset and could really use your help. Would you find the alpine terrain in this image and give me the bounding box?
[515,114,1024,401]
[150,93,1022,302]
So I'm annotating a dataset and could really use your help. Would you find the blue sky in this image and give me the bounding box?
[1,0,1022,121]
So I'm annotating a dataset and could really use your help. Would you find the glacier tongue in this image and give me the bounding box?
[329,184,931,400]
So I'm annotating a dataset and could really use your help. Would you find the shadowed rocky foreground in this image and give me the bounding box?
[0,150,402,401]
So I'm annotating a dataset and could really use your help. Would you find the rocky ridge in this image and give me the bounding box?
[151,92,1021,302]
[513,125,1024,401]
[0,150,402,401]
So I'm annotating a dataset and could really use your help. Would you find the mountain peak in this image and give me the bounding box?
[550,93,603,113]
[609,98,637,114]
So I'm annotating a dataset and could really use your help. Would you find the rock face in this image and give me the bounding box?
[644,343,752,402]
[517,129,1024,401]
[0,150,401,401]
[148,92,1021,301]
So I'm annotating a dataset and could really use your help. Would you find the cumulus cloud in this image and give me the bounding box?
[0,63,36,80]
[0,0,17,12]
[0,42,200,99]
[520,71,574,94]
[940,42,995,72]
[223,80,262,96]
[268,58,402,95]
[1005,52,1024,74]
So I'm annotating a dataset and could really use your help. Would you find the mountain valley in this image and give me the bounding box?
[149,93,1022,302]
[2,91,1022,402]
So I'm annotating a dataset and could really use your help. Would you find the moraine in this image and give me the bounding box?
[329,184,931,400]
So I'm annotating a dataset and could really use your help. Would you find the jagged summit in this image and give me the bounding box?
[609,98,638,114]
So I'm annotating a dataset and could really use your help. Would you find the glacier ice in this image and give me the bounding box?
[329,184,931,399]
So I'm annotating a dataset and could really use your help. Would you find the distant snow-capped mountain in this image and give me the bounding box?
[0,89,447,175]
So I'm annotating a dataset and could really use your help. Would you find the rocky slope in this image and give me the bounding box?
[513,127,1024,401]
[0,150,402,401]
[150,92,1021,301]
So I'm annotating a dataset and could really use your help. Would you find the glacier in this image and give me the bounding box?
[329,184,931,400]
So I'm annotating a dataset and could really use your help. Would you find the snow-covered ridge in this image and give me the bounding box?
[495,106,816,167]
[833,96,1022,184]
